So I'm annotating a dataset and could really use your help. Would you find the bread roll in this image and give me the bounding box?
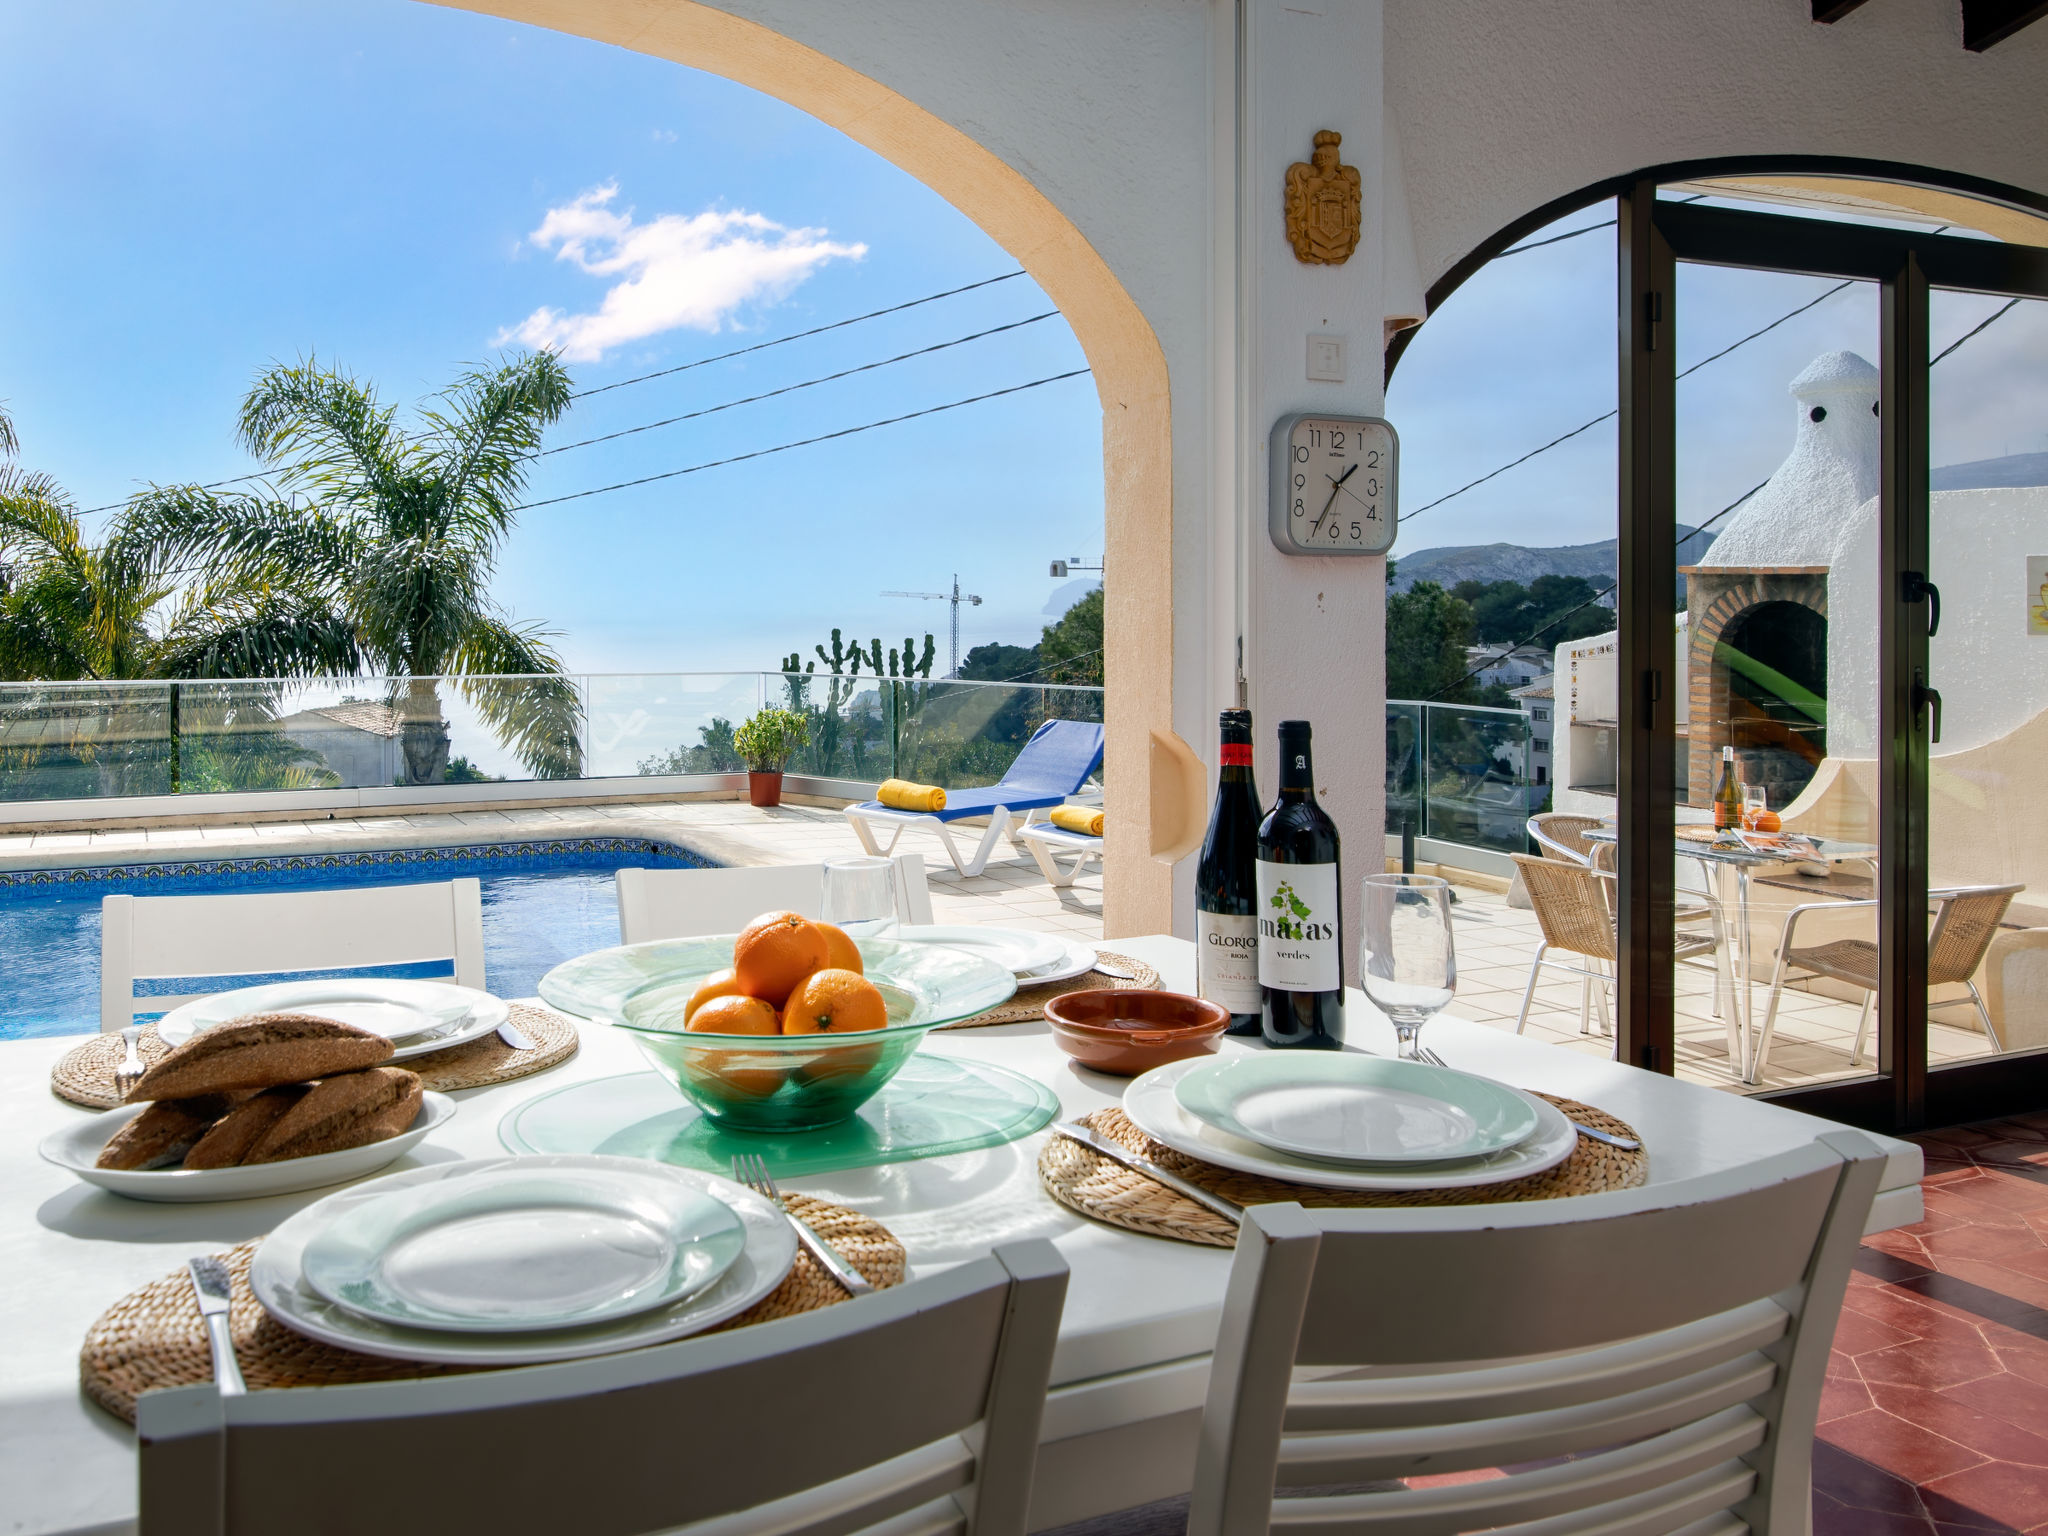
[244,1068,423,1163]
[124,1014,393,1102]
[95,1096,235,1170]
[181,1084,309,1170]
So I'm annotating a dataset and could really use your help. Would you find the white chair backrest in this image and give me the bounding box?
[616,855,934,945]
[1189,1129,1886,1536]
[138,1239,1068,1536]
[100,880,485,1032]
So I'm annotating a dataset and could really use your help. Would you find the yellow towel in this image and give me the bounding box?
[1050,805,1104,837]
[878,778,947,813]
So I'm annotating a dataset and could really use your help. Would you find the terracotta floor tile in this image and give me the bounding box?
[1833,1309,1931,1357]
[1944,1372,2048,1437]
[1823,1408,1990,1483]
[1864,1382,2048,1466]
[1814,1438,1949,1518]
[1819,1370,1878,1424]
[1922,1461,2048,1533]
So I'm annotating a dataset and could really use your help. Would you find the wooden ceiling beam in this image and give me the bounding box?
[1962,0,2048,50]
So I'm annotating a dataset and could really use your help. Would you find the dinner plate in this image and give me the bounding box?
[893,925,1066,979]
[251,1156,799,1365]
[1173,1054,1543,1165]
[1016,938,1105,987]
[1123,1058,1578,1191]
[39,1093,455,1203]
[302,1162,748,1333]
[156,979,507,1062]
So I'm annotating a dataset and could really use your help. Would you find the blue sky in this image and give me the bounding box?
[0,0,1101,676]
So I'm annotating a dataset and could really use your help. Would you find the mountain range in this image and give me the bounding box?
[1389,525,1718,595]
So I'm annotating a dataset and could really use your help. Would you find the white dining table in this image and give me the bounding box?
[0,933,1924,1536]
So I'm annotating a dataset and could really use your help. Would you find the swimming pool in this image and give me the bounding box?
[0,838,716,1040]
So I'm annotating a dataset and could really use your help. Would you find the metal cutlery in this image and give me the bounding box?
[1414,1046,1641,1152]
[1053,1120,1243,1225]
[495,1014,536,1052]
[113,1026,145,1098]
[187,1256,246,1396]
[1089,958,1140,981]
[729,1154,873,1296]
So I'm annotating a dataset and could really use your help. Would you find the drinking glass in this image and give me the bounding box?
[1358,874,1457,1061]
[823,857,898,939]
[1743,784,1768,831]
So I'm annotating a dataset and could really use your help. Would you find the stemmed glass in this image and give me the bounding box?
[822,856,899,940]
[1358,874,1457,1061]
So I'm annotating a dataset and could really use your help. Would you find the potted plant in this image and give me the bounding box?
[732,707,811,808]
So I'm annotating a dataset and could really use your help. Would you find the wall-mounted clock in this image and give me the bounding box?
[1268,412,1398,556]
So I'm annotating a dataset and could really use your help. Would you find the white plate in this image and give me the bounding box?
[1123,1057,1579,1191]
[1017,939,1107,987]
[895,925,1065,979]
[39,1093,455,1203]
[251,1156,799,1365]
[302,1163,747,1333]
[156,979,507,1062]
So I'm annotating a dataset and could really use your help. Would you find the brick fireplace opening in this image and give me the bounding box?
[1684,566,1829,812]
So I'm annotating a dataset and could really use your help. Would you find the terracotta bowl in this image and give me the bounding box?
[1043,989,1230,1076]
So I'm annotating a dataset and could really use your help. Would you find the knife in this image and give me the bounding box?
[1053,1121,1243,1224]
[496,1013,536,1051]
[187,1256,246,1396]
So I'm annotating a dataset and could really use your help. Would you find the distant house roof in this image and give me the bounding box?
[1932,452,2048,491]
[1511,673,1556,701]
[292,701,403,737]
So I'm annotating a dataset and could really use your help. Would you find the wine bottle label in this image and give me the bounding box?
[1219,743,1252,766]
[1255,860,1341,991]
[1197,911,1261,1013]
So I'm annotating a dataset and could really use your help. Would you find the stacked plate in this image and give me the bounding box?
[895,925,1100,986]
[157,978,508,1062]
[1123,1055,1579,1191]
[249,1154,799,1364]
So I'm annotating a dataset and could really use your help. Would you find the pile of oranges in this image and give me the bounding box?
[683,911,890,1037]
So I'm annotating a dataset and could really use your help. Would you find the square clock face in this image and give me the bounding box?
[1269,413,1398,555]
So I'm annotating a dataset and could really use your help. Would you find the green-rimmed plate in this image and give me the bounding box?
[1173,1054,1543,1166]
[302,1162,747,1333]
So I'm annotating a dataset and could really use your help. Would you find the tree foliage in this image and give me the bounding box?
[1450,574,1613,648]
[1385,581,1479,703]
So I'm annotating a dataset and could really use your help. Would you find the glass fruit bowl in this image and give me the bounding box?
[538,934,1018,1131]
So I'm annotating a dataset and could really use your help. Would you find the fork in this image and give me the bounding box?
[729,1154,873,1297]
[113,1026,145,1099]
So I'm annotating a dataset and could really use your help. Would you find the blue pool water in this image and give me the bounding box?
[0,838,715,1040]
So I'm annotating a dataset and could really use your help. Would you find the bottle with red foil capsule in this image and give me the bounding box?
[1195,709,1262,1035]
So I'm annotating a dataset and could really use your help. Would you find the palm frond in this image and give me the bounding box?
[116,485,362,593]
[0,467,90,576]
[446,615,582,778]
[0,401,18,459]
[419,351,574,548]
[147,585,363,681]
[0,569,106,680]
[237,358,412,508]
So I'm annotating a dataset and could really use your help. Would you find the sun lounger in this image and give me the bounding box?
[1015,819,1103,888]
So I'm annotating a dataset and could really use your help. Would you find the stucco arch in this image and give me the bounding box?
[436,0,1175,934]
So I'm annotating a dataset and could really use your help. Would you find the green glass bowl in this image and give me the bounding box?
[538,935,1018,1132]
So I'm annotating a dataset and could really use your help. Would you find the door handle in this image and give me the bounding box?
[1915,671,1943,744]
[1902,571,1942,637]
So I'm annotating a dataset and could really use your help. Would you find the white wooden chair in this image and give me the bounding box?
[1188,1129,1886,1536]
[139,1239,1068,1536]
[616,855,935,945]
[99,880,484,1032]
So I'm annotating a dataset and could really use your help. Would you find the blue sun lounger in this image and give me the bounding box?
[843,719,1105,877]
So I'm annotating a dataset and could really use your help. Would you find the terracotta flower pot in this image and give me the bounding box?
[747,770,785,808]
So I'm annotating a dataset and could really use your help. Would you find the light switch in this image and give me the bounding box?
[1307,333,1346,383]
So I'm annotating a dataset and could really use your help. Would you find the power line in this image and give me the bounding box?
[1933,297,2022,364]
[80,471,269,519]
[515,368,1092,511]
[569,271,1030,400]
[1493,195,1704,259]
[1675,281,1854,380]
[542,311,1061,457]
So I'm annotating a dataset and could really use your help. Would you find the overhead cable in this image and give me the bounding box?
[516,368,1092,511]
[1932,297,2023,364]
[569,271,1031,399]
[543,311,1062,456]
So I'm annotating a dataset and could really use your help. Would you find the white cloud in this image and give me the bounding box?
[650,128,677,144]
[496,184,865,363]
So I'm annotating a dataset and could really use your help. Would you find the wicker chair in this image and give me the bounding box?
[1510,853,1718,1041]
[1526,813,1603,864]
[1750,883,2023,1082]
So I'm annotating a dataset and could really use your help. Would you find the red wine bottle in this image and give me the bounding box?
[1257,719,1344,1049]
[1196,709,1262,1035]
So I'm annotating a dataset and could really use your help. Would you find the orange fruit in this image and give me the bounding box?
[686,1052,786,1101]
[802,1040,884,1086]
[684,994,780,1036]
[1755,810,1782,833]
[684,969,747,1022]
[781,968,888,1035]
[816,921,864,974]
[732,911,829,1006]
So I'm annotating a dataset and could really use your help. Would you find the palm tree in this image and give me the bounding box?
[133,353,583,784]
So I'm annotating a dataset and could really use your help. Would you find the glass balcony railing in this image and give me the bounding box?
[0,673,1106,803]
[1386,698,1546,856]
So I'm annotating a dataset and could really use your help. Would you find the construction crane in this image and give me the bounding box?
[881,574,982,677]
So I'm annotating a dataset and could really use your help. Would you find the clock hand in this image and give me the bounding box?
[1310,463,1359,534]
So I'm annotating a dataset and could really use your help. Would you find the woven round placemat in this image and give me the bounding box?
[1039,1098,1649,1248]
[50,1003,579,1110]
[79,1191,904,1425]
[940,951,1163,1029]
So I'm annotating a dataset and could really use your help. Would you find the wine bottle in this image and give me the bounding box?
[1257,719,1344,1049]
[1713,744,1742,831]
[1196,708,1262,1035]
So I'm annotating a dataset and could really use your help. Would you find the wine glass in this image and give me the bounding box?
[1358,874,1457,1061]
[1742,784,1769,831]
[822,856,898,939]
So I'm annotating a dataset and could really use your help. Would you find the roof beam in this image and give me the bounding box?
[1962,0,2048,49]
[1810,1,1871,20]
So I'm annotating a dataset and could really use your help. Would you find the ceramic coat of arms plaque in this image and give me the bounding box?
[1284,130,1361,265]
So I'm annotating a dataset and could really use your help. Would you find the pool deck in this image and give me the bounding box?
[0,798,1108,944]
